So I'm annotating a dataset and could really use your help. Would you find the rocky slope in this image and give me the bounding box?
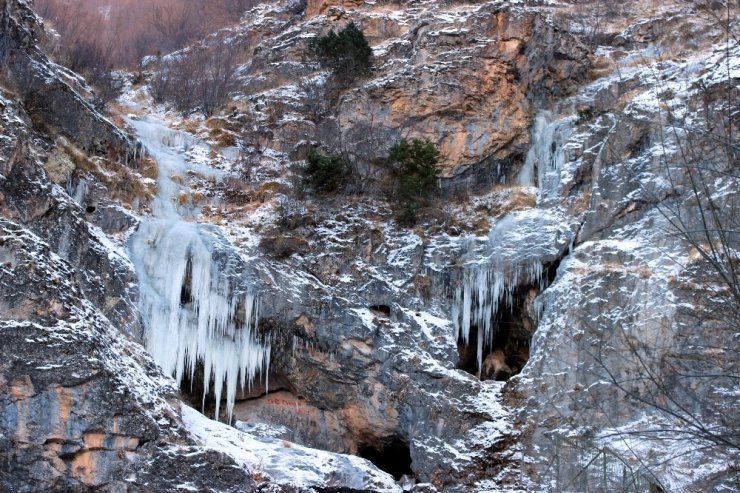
[1,0,738,492]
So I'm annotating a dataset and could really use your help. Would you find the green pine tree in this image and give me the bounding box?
[387,138,441,225]
[310,22,373,82]
[302,148,348,194]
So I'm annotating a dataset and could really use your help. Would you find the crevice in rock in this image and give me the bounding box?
[456,325,480,375]
[358,437,412,481]
[179,258,194,306]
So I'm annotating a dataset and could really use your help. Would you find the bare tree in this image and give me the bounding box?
[580,2,739,488]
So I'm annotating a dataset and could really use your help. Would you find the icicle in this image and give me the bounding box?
[133,226,270,422]
[453,254,552,372]
[66,177,87,205]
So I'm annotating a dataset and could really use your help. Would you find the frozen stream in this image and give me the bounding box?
[126,115,270,421]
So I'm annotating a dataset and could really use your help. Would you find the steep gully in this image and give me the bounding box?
[123,107,576,475]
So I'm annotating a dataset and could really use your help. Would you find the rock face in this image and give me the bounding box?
[1,0,738,492]
[338,4,590,179]
[514,39,740,492]
[219,0,590,181]
[0,218,256,492]
[0,0,137,158]
[0,2,403,491]
[0,68,401,493]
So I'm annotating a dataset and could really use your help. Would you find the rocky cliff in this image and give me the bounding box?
[1,0,738,492]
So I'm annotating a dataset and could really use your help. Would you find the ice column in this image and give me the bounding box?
[453,260,545,372]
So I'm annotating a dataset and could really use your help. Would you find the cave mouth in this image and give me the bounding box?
[369,304,392,317]
[179,367,294,420]
[456,261,562,381]
[455,294,533,382]
[358,437,413,480]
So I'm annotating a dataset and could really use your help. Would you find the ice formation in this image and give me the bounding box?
[457,112,578,373]
[453,259,547,372]
[517,111,577,205]
[127,116,269,421]
[452,213,555,374]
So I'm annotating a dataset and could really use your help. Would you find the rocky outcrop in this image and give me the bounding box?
[508,8,740,490]
[338,4,590,179]
[0,84,142,339]
[175,2,735,491]
[0,214,257,492]
[0,0,137,158]
[213,0,590,184]
[1,73,400,493]
[305,0,364,18]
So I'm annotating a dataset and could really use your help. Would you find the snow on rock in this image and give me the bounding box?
[182,405,402,492]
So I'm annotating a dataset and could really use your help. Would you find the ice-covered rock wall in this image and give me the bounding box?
[452,109,581,375]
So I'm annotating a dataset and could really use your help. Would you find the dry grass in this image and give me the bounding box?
[58,139,97,172]
[139,156,159,180]
[506,189,537,210]
[253,181,284,203]
[205,117,229,131]
[571,190,591,215]
[107,101,144,125]
[206,118,238,149]
[473,217,491,235]
[211,128,237,148]
[488,187,537,217]
[176,191,190,205]
[58,139,157,208]
[178,119,201,135]
[192,190,206,204]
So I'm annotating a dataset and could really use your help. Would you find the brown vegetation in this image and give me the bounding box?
[34,0,261,100]
[149,41,241,116]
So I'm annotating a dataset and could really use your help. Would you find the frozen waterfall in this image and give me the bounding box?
[452,211,564,373]
[517,111,577,205]
[126,115,269,421]
[456,109,579,373]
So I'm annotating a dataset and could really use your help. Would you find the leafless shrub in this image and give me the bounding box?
[35,0,263,69]
[151,42,241,116]
[298,77,329,123]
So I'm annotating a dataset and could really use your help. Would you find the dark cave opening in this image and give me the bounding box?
[358,437,413,480]
[456,325,480,375]
[456,260,562,381]
[85,204,96,214]
[369,304,392,317]
[180,259,194,306]
[455,310,531,382]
